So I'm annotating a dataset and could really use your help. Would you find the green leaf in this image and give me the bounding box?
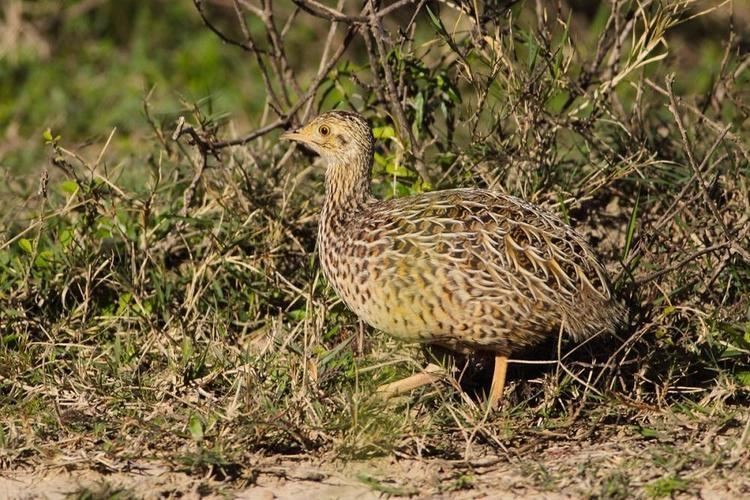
[18,238,33,254]
[556,193,570,224]
[373,126,396,140]
[623,190,639,260]
[288,309,306,321]
[59,228,74,248]
[1,333,18,346]
[116,292,133,316]
[60,180,79,195]
[425,6,443,32]
[735,371,750,387]
[373,152,388,168]
[43,128,53,142]
[188,414,204,442]
[113,336,123,366]
[637,426,660,438]
[319,336,354,368]
[182,336,194,363]
[385,161,412,177]
[413,93,425,139]
[645,475,689,498]
[34,250,54,268]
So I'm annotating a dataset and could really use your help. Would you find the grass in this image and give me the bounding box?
[1,0,749,496]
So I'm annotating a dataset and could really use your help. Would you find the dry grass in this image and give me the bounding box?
[1,0,749,497]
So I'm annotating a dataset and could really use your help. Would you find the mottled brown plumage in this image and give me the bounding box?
[282,111,625,405]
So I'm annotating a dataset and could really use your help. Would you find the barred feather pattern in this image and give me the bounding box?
[288,111,625,357]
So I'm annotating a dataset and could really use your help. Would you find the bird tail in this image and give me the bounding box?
[565,287,627,342]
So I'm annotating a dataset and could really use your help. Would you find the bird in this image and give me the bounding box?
[281,110,625,407]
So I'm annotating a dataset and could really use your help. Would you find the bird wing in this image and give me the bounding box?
[358,188,613,305]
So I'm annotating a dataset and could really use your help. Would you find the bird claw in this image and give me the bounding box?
[375,363,445,397]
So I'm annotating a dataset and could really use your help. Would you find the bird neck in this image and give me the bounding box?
[322,151,374,216]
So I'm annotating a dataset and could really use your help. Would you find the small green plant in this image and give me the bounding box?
[645,475,690,498]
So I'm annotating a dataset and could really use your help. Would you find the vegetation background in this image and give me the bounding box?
[1,0,749,497]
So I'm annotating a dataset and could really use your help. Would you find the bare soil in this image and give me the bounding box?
[4,410,748,499]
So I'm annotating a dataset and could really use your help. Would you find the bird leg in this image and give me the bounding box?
[488,355,508,408]
[376,363,444,396]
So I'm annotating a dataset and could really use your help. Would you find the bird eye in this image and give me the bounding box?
[319,125,330,136]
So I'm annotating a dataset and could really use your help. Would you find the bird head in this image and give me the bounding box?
[281,111,373,166]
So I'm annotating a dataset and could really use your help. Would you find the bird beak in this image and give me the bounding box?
[281,128,304,142]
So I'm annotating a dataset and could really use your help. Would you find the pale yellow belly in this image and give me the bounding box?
[332,256,462,342]
[325,251,551,355]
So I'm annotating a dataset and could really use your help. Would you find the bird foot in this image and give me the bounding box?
[488,355,508,409]
[375,357,509,409]
[376,363,445,397]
